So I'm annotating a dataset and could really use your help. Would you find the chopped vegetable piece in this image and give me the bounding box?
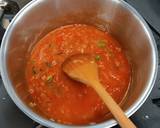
[29,102,36,107]
[48,43,53,48]
[97,40,106,48]
[46,75,53,83]
[56,51,63,55]
[32,67,37,75]
[107,49,114,57]
[95,55,101,61]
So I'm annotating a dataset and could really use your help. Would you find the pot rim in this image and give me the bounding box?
[0,0,158,128]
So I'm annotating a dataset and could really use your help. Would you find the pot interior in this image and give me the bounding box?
[3,0,156,127]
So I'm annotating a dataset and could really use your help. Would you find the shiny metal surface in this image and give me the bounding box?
[0,0,158,128]
[0,0,7,7]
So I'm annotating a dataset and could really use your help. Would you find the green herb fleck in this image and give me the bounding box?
[31,60,35,64]
[97,40,106,48]
[108,51,114,57]
[45,62,52,68]
[95,55,101,61]
[46,75,53,83]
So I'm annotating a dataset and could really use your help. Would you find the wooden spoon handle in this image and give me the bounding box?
[91,81,136,128]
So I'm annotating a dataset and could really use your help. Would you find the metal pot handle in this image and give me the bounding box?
[0,0,20,36]
[0,0,7,75]
[0,0,19,74]
[0,0,20,26]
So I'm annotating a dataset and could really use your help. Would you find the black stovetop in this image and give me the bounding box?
[0,0,160,128]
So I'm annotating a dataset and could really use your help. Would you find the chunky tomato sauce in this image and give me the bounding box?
[25,24,131,125]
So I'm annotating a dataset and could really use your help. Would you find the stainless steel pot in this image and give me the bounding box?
[0,0,158,128]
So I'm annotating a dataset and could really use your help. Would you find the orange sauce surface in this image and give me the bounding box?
[25,24,131,125]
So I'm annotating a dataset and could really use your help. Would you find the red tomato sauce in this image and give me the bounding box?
[25,24,131,125]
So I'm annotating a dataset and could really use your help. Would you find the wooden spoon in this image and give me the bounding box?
[62,54,136,128]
